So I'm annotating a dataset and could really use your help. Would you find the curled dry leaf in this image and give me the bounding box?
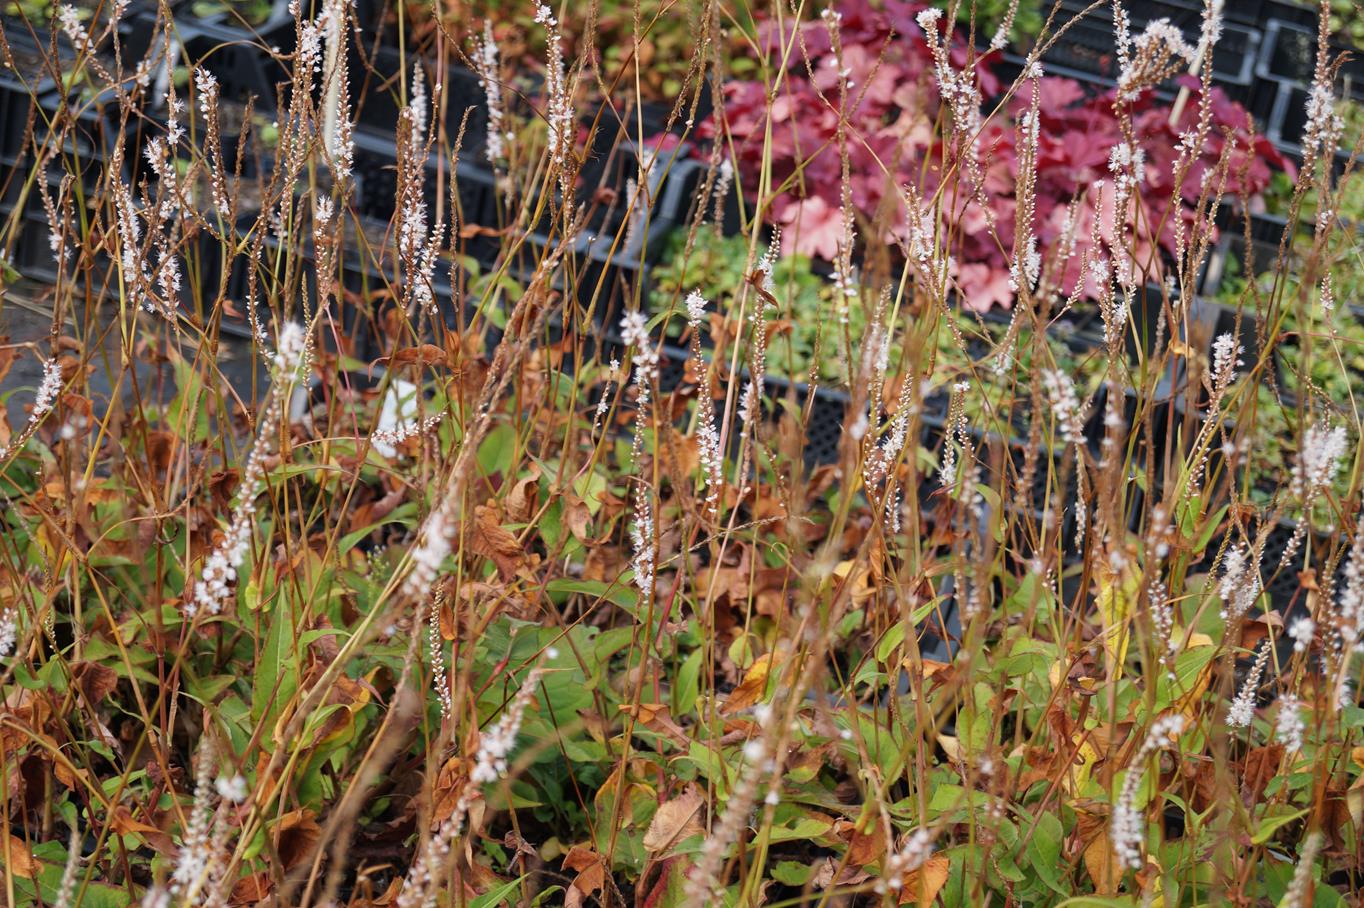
[471,505,527,581]
[562,844,607,908]
[273,809,322,871]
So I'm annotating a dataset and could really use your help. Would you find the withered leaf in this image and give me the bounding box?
[230,872,273,905]
[272,809,321,871]
[899,854,950,906]
[387,344,449,368]
[643,789,704,854]
[562,845,606,908]
[1,834,37,878]
[73,661,119,704]
[721,653,780,715]
[471,505,526,581]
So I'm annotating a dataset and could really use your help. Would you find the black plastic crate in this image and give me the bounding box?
[166,0,295,46]
[352,47,490,147]
[1223,0,1316,31]
[0,38,125,198]
[1255,18,1364,95]
[0,173,113,286]
[1044,0,1259,93]
[1200,212,1291,298]
[123,25,291,189]
[223,210,479,357]
[1264,83,1363,177]
[350,128,498,250]
[0,194,62,281]
[1256,19,1316,84]
[520,147,702,332]
[0,31,60,163]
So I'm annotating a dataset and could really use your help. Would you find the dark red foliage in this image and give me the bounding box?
[700,2,1291,310]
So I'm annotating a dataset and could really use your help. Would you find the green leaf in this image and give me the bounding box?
[251,597,300,738]
[767,815,834,843]
[770,861,813,886]
[1025,811,1068,894]
[674,649,703,716]
[469,875,527,907]
[875,622,907,664]
[478,423,517,475]
[1252,807,1310,845]
[544,577,637,612]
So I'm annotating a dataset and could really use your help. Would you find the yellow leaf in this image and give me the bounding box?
[1349,773,1364,829]
[937,734,963,762]
[1068,737,1101,796]
[721,653,781,715]
[1095,561,1140,668]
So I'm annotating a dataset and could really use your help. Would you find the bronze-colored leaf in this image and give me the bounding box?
[470,505,526,581]
[273,809,321,871]
[1,834,37,878]
[643,789,704,854]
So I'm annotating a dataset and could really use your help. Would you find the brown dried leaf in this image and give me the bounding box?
[1241,743,1284,806]
[846,820,886,867]
[470,505,525,581]
[387,344,449,367]
[229,872,273,905]
[562,493,592,542]
[899,854,950,906]
[272,809,321,871]
[1,834,37,878]
[643,789,704,854]
[562,845,606,908]
[73,661,119,704]
[505,468,541,523]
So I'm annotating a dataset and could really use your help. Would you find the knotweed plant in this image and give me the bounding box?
[3,0,1364,904]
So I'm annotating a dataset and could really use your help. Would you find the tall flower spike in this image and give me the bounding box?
[1290,421,1347,501]
[685,292,723,516]
[170,738,221,899]
[1111,714,1185,869]
[1116,18,1196,101]
[0,608,16,659]
[397,654,554,908]
[1217,542,1262,621]
[1041,369,1085,447]
[683,733,780,903]
[1227,642,1270,727]
[537,2,573,187]
[1275,694,1306,753]
[473,21,510,166]
[877,829,936,894]
[1336,515,1364,651]
[0,358,64,460]
[190,324,307,619]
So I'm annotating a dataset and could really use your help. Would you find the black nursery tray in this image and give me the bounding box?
[1043,0,1261,97]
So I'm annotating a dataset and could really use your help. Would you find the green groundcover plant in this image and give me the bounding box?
[2,0,1364,905]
